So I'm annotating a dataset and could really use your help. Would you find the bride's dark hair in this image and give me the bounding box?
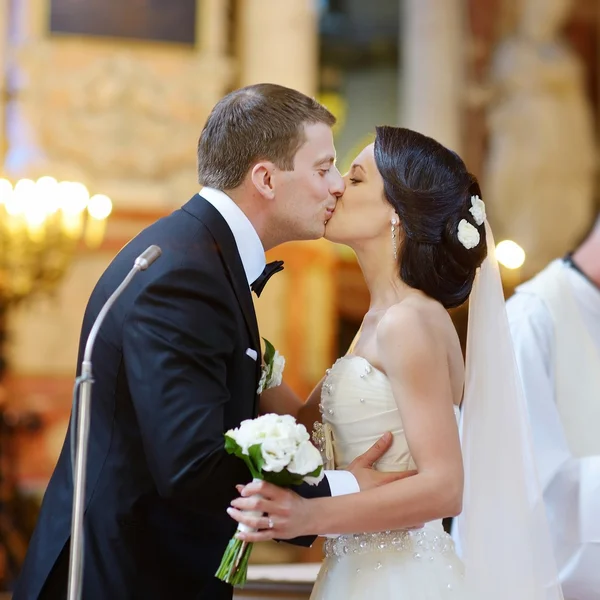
[374,126,487,309]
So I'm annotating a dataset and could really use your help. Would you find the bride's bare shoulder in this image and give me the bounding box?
[378,295,451,339]
[375,296,456,368]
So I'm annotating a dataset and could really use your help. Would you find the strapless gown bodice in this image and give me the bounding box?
[310,355,468,600]
[316,355,459,472]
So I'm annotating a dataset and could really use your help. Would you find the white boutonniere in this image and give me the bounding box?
[257,338,285,394]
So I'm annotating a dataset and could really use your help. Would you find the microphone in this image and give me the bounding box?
[67,246,162,600]
[134,244,162,271]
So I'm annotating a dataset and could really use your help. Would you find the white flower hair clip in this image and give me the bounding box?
[457,219,480,249]
[457,194,486,249]
[469,195,486,226]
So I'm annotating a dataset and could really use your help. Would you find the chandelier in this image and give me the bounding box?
[0,176,112,307]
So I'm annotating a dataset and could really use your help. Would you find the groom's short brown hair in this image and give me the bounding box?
[197,83,336,190]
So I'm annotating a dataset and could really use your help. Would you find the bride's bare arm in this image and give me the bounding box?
[230,304,463,539]
[297,379,326,431]
[258,382,303,418]
[259,378,325,431]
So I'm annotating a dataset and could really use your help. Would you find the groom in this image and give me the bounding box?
[15,84,402,600]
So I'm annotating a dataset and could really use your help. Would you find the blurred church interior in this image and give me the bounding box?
[0,0,599,597]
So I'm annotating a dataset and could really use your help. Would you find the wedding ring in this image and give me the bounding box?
[267,517,274,529]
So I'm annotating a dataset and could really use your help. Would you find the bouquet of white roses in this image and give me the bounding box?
[215,413,324,586]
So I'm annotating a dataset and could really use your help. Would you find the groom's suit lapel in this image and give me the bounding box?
[182,195,262,376]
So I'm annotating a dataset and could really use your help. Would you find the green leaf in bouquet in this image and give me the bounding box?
[224,435,242,456]
[263,469,304,488]
[248,444,265,475]
[225,437,263,479]
[307,465,323,479]
[262,337,276,367]
[241,456,261,480]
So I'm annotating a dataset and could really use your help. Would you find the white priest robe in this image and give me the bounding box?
[506,258,600,600]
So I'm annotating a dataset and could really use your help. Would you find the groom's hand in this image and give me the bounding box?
[346,432,417,491]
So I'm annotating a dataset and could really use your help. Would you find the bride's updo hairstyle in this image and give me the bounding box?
[374,126,487,309]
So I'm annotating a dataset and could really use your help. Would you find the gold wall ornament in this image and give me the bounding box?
[0,176,112,308]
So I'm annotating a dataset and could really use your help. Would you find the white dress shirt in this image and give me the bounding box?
[507,259,600,599]
[200,187,360,498]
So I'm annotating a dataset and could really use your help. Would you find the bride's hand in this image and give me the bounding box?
[227,481,311,542]
[346,432,418,490]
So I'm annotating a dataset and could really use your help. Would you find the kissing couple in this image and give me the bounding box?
[16,83,563,600]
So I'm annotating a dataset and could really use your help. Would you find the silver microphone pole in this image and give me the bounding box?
[67,245,162,600]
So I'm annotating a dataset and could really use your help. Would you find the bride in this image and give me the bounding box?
[228,127,563,600]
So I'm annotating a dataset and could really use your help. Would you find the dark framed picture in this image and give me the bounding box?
[49,0,197,45]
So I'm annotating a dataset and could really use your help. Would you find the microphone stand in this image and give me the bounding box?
[67,246,161,600]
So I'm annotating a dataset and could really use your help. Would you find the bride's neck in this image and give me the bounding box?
[353,237,414,311]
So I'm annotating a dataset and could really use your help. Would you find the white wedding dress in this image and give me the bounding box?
[310,355,469,600]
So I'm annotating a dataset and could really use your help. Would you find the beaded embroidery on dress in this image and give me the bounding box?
[310,355,469,600]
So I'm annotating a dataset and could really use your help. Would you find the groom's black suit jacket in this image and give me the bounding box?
[14,195,331,600]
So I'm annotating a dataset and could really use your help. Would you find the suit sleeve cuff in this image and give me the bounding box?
[321,471,359,538]
[324,470,359,496]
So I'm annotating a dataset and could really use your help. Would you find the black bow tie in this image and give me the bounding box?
[251,260,284,297]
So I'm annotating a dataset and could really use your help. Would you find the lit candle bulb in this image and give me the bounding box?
[495,240,526,291]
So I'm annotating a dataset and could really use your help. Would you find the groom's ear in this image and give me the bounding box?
[251,161,276,200]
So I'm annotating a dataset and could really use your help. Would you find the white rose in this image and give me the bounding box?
[261,438,295,472]
[227,416,274,454]
[272,417,307,446]
[269,352,286,388]
[256,413,285,436]
[257,368,268,394]
[256,346,286,394]
[292,422,311,444]
[287,440,323,478]
[469,195,486,226]
[227,414,317,477]
[226,420,256,454]
[273,414,296,428]
[457,219,481,250]
[303,471,325,486]
[255,414,294,441]
[254,413,278,427]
